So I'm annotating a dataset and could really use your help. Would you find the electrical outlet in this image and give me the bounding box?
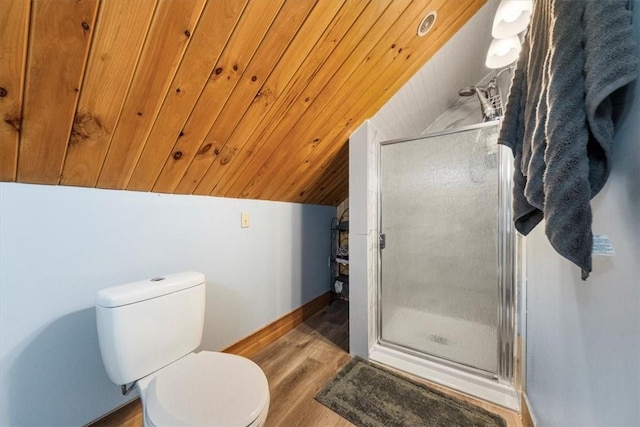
[241,211,250,228]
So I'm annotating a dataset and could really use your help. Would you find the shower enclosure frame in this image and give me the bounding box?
[369,121,523,410]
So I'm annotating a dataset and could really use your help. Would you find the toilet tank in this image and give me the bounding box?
[96,271,206,385]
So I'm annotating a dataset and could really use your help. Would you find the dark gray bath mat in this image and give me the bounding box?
[315,357,507,427]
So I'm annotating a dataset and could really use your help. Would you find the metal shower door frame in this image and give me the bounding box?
[375,121,517,384]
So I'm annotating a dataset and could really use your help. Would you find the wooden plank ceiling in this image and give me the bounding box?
[0,0,484,206]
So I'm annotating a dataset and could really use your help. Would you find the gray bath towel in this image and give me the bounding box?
[499,0,637,279]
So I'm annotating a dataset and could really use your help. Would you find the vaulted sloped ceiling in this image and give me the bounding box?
[0,0,485,205]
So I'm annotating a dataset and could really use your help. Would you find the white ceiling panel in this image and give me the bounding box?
[370,0,500,140]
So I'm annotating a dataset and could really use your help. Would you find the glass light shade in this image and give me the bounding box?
[485,36,522,69]
[492,0,532,39]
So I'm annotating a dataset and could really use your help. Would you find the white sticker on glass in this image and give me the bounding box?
[593,235,615,256]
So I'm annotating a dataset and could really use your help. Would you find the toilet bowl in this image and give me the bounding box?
[138,352,269,427]
[95,272,270,427]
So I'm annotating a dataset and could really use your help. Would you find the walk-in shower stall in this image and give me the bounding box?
[365,121,521,409]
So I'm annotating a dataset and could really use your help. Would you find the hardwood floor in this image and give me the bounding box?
[90,399,143,427]
[252,300,352,427]
[91,300,523,427]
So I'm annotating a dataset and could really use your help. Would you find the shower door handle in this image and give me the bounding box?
[379,234,386,250]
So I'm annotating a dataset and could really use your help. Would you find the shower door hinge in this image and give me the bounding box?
[379,234,386,249]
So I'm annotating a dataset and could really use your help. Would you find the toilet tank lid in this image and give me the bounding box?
[96,271,205,308]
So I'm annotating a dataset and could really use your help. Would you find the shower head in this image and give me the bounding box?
[458,84,500,121]
[458,86,477,97]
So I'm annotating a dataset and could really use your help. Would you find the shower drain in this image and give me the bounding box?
[429,334,449,345]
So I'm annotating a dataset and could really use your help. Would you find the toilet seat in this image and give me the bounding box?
[144,351,269,427]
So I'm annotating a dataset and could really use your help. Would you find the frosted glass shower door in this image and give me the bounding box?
[379,124,501,374]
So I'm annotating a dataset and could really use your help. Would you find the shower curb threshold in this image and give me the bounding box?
[369,344,520,411]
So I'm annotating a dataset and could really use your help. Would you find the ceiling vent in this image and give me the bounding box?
[417,11,437,37]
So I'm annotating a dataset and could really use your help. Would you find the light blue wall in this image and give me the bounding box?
[525,6,640,425]
[0,183,334,426]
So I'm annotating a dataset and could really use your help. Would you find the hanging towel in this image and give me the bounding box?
[498,0,637,279]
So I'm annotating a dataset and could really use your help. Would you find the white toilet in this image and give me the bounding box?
[96,271,270,427]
